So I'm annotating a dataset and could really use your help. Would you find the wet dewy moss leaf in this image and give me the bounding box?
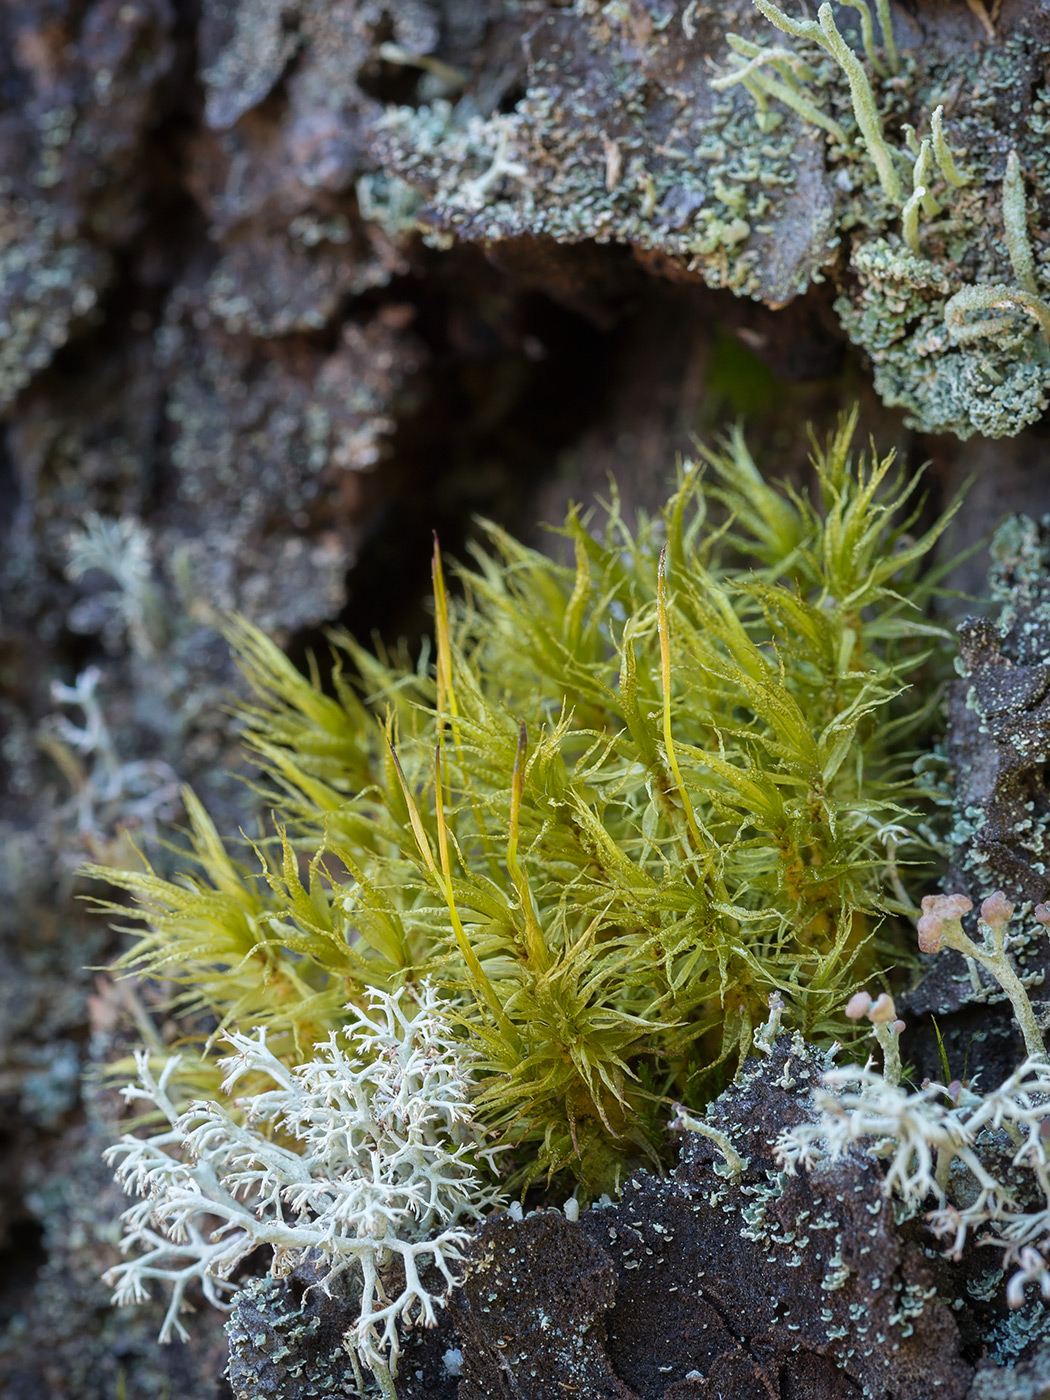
[93,412,961,1194]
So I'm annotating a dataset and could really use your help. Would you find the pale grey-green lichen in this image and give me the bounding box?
[375,4,840,306]
[105,983,505,1385]
[0,198,111,411]
[769,13,1050,438]
[374,2,1050,439]
[836,240,1050,441]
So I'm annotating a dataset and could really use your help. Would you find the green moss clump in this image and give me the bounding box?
[94,415,960,1194]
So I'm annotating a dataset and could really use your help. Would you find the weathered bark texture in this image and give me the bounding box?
[223,1043,1038,1400]
[4,2,1050,1398]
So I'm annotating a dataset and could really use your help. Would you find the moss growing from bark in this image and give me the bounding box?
[94,415,960,1196]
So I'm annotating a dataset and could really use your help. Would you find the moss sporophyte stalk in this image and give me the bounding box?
[95,415,963,1375]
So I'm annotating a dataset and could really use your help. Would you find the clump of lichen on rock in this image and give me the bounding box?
[375,0,840,306]
[827,18,1050,441]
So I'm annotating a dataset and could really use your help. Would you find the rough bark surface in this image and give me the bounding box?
[224,1043,1038,1400]
[4,2,1050,1398]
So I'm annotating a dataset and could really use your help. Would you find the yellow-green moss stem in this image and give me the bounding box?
[657,546,706,856]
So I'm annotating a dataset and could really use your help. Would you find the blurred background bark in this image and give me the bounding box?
[2,2,1049,1395]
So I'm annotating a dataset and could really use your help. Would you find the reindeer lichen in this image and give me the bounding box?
[104,982,504,1393]
[778,896,1050,1320]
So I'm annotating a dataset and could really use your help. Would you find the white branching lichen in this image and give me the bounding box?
[103,982,505,1388]
[41,666,181,856]
[776,894,1050,1313]
[775,1051,1050,1322]
[65,512,167,657]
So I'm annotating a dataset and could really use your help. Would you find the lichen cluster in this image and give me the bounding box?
[376,1,1050,440]
[715,2,1050,439]
[104,982,503,1393]
[776,892,1050,1322]
[375,3,839,306]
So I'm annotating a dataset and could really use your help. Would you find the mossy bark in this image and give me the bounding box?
[4,2,1050,1398]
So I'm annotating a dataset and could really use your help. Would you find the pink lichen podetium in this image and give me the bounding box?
[845,990,905,1084]
[917,892,1047,1061]
[916,893,974,954]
